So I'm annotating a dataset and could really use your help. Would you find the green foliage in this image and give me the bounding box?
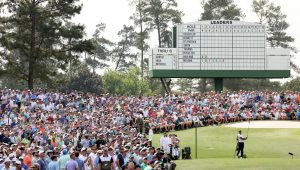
[282,78,300,92]
[0,76,46,89]
[252,0,296,51]
[146,0,183,47]
[201,0,245,20]
[86,23,113,73]
[112,25,137,71]
[129,0,151,78]
[176,78,195,93]
[0,0,94,89]
[224,79,281,91]
[252,0,298,74]
[60,63,103,94]
[143,0,183,93]
[103,67,151,95]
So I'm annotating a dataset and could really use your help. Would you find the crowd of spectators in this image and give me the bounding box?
[1,89,300,170]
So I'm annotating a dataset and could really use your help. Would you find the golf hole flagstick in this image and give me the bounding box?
[247,119,251,138]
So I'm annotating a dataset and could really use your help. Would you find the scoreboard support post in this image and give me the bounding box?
[214,78,223,92]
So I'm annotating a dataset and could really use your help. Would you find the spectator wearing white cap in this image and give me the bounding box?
[1,158,14,170]
[8,133,16,145]
[79,148,87,163]
[10,158,17,169]
[18,156,27,170]
[88,146,97,167]
[8,154,14,167]
[14,160,22,170]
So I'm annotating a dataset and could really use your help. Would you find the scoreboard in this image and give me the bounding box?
[149,20,290,79]
[176,20,266,70]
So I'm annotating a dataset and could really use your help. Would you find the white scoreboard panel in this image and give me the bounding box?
[176,20,266,70]
[150,48,177,70]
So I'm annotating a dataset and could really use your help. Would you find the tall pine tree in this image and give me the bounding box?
[0,0,93,89]
[252,0,299,72]
[145,0,183,93]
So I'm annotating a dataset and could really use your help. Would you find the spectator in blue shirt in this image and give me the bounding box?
[37,151,47,170]
[48,155,59,170]
[75,152,84,170]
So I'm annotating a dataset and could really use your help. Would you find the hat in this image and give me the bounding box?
[15,160,21,165]
[4,158,10,163]
[97,150,103,154]
[80,148,87,152]
[9,154,14,158]
[140,147,147,152]
[38,150,45,155]
[46,150,53,154]
[129,155,134,158]
[12,158,17,162]
[62,149,68,155]
[154,161,160,165]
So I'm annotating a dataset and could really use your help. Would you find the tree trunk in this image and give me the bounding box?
[198,78,207,93]
[139,0,144,79]
[93,55,96,73]
[115,36,127,71]
[28,3,36,90]
[156,17,161,48]
[156,16,169,94]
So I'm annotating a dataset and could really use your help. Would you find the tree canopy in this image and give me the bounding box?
[0,0,94,89]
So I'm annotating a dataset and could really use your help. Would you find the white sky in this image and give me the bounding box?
[72,0,300,80]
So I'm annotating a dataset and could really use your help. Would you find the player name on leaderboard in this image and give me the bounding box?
[176,20,266,70]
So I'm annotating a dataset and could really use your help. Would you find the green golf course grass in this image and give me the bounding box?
[152,122,300,170]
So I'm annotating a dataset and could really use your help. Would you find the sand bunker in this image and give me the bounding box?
[224,120,300,128]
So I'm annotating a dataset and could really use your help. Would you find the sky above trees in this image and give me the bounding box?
[71,0,300,81]
[73,0,299,54]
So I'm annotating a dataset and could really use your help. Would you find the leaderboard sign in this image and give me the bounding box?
[176,20,266,70]
[149,20,290,78]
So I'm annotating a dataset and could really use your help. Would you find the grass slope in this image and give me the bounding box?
[152,123,300,170]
